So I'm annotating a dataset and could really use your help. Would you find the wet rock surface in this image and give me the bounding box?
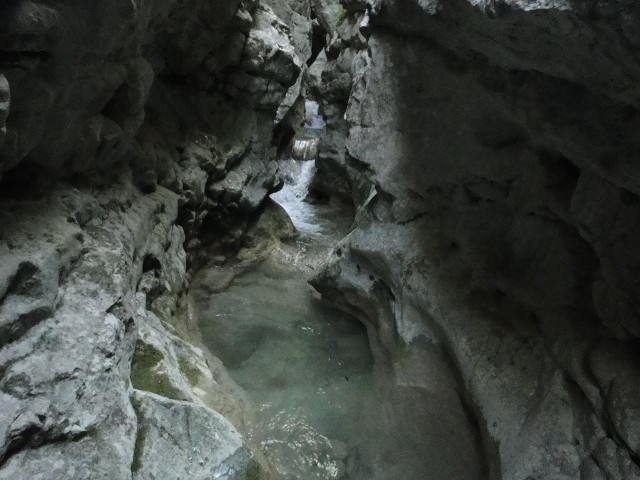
[2,0,640,478]
[308,0,640,478]
[190,162,485,479]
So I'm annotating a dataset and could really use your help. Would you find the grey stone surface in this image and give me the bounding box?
[131,390,261,480]
[3,0,640,478]
[226,4,303,111]
[0,0,302,478]
[308,0,640,478]
[307,4,368,201]
[0,167,274,478]
[0,174,180,478]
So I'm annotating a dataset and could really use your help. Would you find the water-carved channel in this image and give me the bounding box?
[189,113,484,479]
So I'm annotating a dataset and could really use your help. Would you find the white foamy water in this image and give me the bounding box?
[270,159,324,237]
[291,138,319,160]
[305,100,326,130]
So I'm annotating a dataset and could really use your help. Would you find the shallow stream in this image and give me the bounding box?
[191,158,485,479]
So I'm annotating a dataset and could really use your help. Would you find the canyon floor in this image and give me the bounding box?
[189,158,486,480]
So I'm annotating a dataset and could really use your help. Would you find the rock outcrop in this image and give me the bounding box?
[0,0,305,478]
[309,0,640,479]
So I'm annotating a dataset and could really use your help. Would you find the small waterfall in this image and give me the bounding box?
[291,138,319,160]
[289,100,324,160]
[270,159,321,235]
[195,160,482,480]
[270,99,327,234]
[304,100,326,133]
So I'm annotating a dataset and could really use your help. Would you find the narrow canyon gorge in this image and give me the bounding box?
[1,0,640,479]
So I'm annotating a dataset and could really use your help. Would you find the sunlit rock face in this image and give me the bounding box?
[309,0,640,478]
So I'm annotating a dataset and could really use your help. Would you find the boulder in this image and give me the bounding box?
[130,391,261,480]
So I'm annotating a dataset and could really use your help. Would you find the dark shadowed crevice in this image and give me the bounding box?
[0,161,52,201]
[271,122,296,157]
[536,147,581,202]
[308,18,327,67]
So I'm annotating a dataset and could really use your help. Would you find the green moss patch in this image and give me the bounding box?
[131,423,146,473]
[130,341,183,400]
[333,2,347,22]
[129,396,146,475]
[178,356,203,387]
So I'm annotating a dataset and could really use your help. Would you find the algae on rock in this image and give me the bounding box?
[130,341,185,401]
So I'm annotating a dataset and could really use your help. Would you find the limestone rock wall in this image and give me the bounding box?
[310,0,640,478]
[307,0,369,200]
[0,0,306,478]
[4,0,640,477]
